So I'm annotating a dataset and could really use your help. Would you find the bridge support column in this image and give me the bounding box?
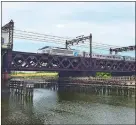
[2,49,12,81]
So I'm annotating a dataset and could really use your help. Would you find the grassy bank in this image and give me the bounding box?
[10,72,58,78]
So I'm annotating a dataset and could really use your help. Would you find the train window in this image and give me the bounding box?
[54,49,64,53]
[52,49,74,55]
[67,50,74,54]
[42,50,45,52]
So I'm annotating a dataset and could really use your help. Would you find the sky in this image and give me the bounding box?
[2,2,135,56]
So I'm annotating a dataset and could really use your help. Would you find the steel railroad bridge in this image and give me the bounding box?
[2,20,135,78]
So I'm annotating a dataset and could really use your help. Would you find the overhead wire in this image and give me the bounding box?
[14,34,120,50]
[14,36,134,54]
[14,35,65,43]
[14,35,111,51]
[13,38,110,53]
[14,29,72,39]
[14,29,123,48]
[13,29,135,53]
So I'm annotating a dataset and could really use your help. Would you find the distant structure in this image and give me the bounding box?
[110,45,136,54]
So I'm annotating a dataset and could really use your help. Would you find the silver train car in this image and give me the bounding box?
[37,46,83,57]
[37,46,135,62]
[85,52,135,62]
[85,52,124,60]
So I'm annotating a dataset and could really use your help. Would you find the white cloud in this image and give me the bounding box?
[43,21,135,46]
[56,24,65,28]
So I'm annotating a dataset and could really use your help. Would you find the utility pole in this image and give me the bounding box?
[65,40,68,49]
[65,33,93,70]
[89,33,92,67]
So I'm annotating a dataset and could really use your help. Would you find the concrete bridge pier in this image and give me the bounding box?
[58,71,93,77]
[58,71,91,89]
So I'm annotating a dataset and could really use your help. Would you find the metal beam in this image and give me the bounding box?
[110,45,136,54]
[65,35,90,49]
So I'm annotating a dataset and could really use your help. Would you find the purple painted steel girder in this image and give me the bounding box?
[10,51,135,72]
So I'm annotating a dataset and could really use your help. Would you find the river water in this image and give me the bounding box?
[1,84,135,125]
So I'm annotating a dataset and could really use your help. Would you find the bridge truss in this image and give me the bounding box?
[11,51,135,72]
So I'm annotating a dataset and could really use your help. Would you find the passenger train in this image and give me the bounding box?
[37,46,135,62]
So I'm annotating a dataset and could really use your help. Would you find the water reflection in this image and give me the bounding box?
[1,83,135,125]
[2,91,42,125]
